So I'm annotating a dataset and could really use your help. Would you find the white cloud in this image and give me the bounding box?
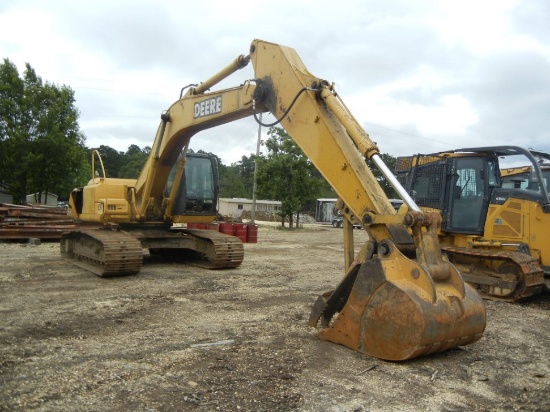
[428,0,515,52]
[1,0,549,164]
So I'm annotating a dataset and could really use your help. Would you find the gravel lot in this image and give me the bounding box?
[0,223,548,411]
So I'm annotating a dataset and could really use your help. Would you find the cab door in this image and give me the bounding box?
[445,157,489,234]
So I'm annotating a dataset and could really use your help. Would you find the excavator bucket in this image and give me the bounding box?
[246,40,486,360]
[309,243,486,361]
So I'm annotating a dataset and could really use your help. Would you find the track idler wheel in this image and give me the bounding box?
[309,247,486,361]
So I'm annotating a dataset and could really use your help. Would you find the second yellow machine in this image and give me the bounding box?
[395,146,550,302]
[62,39,486,361]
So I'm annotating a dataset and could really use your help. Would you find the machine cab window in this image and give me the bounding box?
[447,157,491,233]
[165,153,219,215]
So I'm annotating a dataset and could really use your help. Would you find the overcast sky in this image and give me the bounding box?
[1,0,549,165]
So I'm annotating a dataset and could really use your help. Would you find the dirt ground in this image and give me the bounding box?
[0,223,548,412]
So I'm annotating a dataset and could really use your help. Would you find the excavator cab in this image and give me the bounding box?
[164,152,219,216]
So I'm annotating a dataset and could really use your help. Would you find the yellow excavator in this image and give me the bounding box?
[62,39,486,361]
[395,146,550,302]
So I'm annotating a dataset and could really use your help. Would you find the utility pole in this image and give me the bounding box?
[251,114,262,224]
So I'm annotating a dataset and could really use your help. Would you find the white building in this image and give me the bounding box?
[218,198,281,218]
[26,192,58,206]
[0,182,13,204]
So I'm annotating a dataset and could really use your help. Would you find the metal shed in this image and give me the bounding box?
[0,182,13,204]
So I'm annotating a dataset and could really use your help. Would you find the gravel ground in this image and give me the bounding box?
[0,223,548,411]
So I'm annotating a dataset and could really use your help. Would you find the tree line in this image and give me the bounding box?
[0,59,88,204]
[0,59,397,227]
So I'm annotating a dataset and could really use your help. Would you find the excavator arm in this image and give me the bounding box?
[128,39,486,360]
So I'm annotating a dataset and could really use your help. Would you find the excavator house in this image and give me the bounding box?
[62,39,486,361]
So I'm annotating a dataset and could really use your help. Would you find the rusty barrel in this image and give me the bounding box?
[246,224,258,243]
[233,223,247,243]
[219,222,234,235]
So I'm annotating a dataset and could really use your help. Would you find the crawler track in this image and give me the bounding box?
[442,245,545,302]
[144,228,244,269]
[60,228,143,277]
[61,225,244,277]
[179,228,244,269]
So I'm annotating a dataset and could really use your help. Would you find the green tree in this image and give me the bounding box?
[257,127,323,229]
[28,83,88,202]
[0,59,26,202]
[219,164,247,198]
[215,154,257,199]
[118,144,150,178]
[94,145,123,178]
[235,155,256,198]
[0,59,87,203]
